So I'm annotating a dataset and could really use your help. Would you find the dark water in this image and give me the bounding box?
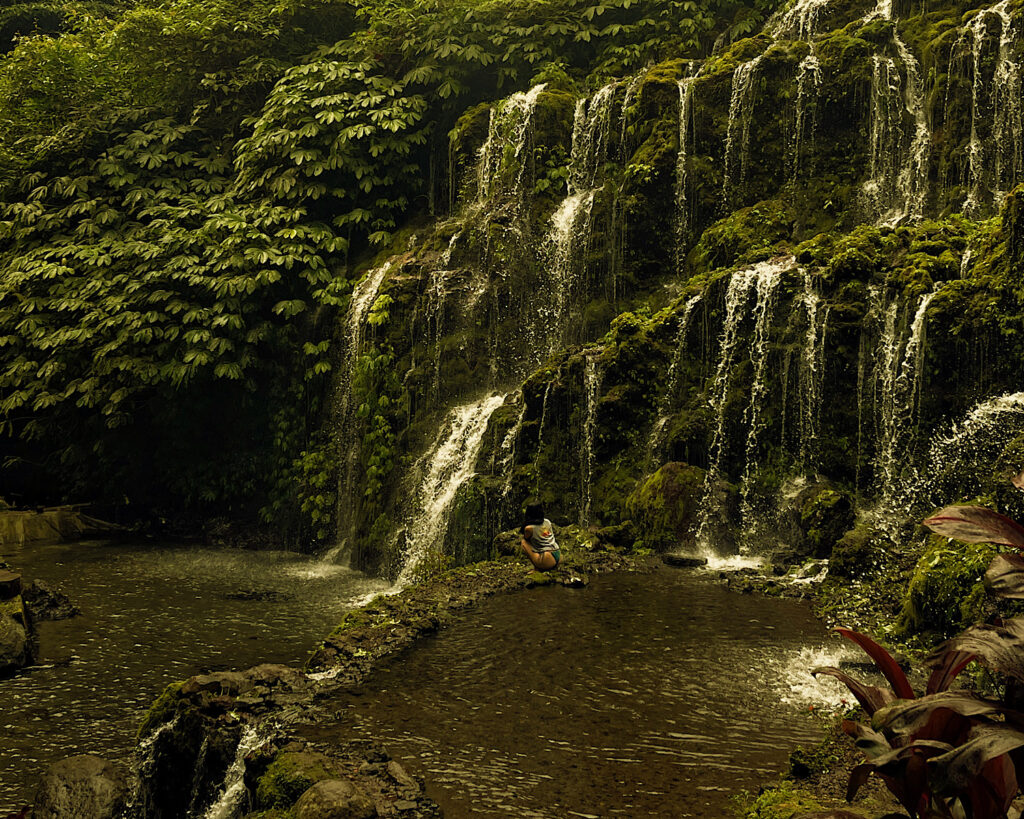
[329,569,837,818]
[0,539,389,813]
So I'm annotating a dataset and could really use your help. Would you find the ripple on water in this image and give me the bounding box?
[0,539,389,813]
[324,569,845,818]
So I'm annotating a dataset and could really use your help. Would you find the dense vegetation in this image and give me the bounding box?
[0,0,783,535]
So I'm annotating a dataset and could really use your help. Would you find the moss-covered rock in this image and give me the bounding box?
[255,751,341,811]
[895,534,998,637]
[829,523,888,579]
[626,462,705,551]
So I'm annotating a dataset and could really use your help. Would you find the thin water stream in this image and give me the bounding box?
[321,569,839,818]
[0,539,389,812]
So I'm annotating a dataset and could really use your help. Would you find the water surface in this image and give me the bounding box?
[327,569,839,818]
[0,539,388,812]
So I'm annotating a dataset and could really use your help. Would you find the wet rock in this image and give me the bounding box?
[256,750,341,810]
[23,579,79,621]
[32,755,128,819]
[386,760,419,793]
[594,520,637,549]
[0,595,31,675]
[224,589,293,602]
[625,463,707,552]
[293,779,377,819]
[492,530,521,557]
[559,572,589,587]
[524,571,556,587]
[661,554,708,568]
[0,569,22,598]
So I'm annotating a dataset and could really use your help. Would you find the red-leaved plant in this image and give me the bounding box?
[801,476,1024,819]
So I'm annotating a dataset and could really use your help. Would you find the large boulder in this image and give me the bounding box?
[774,482,854,562]
[625,463,706,551]
[293,779,377,819]
[32,755,128,819]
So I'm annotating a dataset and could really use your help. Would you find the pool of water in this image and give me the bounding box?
[0,539,389,813]
[323,569,843,818]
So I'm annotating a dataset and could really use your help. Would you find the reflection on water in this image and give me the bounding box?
[0,539,388,812]
[332,569,839,818]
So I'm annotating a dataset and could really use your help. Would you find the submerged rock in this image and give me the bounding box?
[32,755,128,819]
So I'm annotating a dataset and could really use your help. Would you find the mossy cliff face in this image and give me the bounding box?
[333,0,1024,577]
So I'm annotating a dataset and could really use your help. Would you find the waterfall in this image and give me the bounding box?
[675,74,697,265]
[546,82,618,350]
[792,55,822,182]
[769,0,832,39]
[202,725,265,819]
[739,268,784,529]
[918,392,1024,509]
[856,285,883,497]
[874,291,935,513]
[861,1,930,222]
[395,394,507,585]
[953,1,1022,213]
[536,378,552,493]
[797,272,830,469]
[722,57,764,209]
[497,400,526,505]
[993,2,1023,200]
[580,353,604,527]
[696,257,795,553]
[476,84,547,210]
[336,262,392,542]
[647,293,703,465]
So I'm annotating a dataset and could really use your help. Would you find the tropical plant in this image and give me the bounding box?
[803,482,1024,819]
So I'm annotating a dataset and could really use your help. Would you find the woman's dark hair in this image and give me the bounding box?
[522,503,545,527]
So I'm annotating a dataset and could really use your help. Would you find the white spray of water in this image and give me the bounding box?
[396,394,507,586]
[202,724,265,819]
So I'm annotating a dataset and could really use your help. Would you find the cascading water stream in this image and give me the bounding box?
[675,71,698,264]
[739,268,784,530]
[722,56,764,209]
[546,83,618,351]
[395,394,507,586]
[861,0,930,222]
[696,257,795,553]
[647,293,703,466]
[951,1,1022,214]
[476,84,547,211]
[202,725,266,819]
[798,271,830,469]
[792,55,822,182]
[580,354,604,527]
[874,290,935,514]
[335,262,392,542]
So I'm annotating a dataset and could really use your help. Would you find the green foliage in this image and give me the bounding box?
[896,534,998,638]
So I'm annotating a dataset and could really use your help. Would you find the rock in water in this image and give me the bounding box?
[661,554,708,568]
[0,569,22,598]
[23,579,80,621]
[0,613,29,674]
[32,755,128,819]
[293,779,378,819]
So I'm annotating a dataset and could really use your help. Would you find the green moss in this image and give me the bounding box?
[626,462,705,551]
[733,780,826,818]
[690,200,796,273]
[829,523,886,579]
[895,535,999,638]
[137,680,186,741]
[255,751,339,810]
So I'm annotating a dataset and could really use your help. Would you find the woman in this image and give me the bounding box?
[519,503,560,572]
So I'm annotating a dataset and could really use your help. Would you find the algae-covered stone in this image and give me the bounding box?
[626,463,705,551]
[828,523,888,579]
[256,751,341,810]
[292,779,377,819]
[896,535,998,637]
[33,755,128,819]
